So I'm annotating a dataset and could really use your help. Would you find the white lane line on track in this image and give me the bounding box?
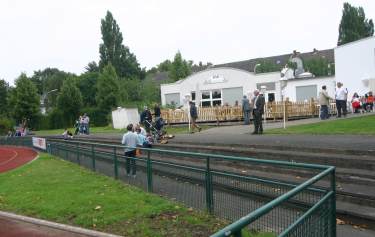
[0,149,18,166]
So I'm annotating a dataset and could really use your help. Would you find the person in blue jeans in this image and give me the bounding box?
[189,101,201,133]
[242,95,251,125]
[121,124,138,177]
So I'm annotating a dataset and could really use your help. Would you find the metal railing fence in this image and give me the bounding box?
[1,137,336,237]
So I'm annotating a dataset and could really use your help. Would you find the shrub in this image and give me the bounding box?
[0,117,14,135]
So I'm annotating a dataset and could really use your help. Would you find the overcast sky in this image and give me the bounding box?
[1,0,374,85]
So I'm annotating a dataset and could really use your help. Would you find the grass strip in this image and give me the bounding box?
[267,114,375,135]
[0,153,226,236]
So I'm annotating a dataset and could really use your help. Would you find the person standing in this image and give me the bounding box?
[121,124,138,177]
[82,113,90,134]
[367,92,374,111]
[140,106,152,132]
[242,95,251,125]
[252,90,265,135]
[154,103,161,120]
[189,101,201,133]
[335,82,348,117]
[319,85,333,120]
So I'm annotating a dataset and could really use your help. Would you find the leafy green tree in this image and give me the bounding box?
[30,68,73,111]
[30,68,60,95]
[56,77,83,127]
[119,79,142,104]
[141,78,161,104]
[169,51,192,81]
[78,72,99,107]
[338,2,374,45]
[0,79,10,117]
[304,57,334,77]
[85,61,99,73]
[157,60,173,72]
[255,60,282,73]
[99,11,142,79]
[10,73,40,128]
[96,64,119,114]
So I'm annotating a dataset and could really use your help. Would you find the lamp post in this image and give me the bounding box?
[40,89,58,114]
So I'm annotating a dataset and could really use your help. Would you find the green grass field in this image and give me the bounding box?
[0,153,276,236]
[33,125,213,136]
[267,114,375,135]
[0,153,227,236]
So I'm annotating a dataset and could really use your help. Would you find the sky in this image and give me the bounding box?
[1,0,374,85]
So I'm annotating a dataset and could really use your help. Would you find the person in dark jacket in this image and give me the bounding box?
[242,95,251,125]
[189,101,201,133]
[140,106,152,132]
[154,103,161,119]
[252,90,265,135]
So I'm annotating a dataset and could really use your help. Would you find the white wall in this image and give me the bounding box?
[335,36,375,98]
[112,108,139,129]
[160,67,280,106]
[283,77,335,101]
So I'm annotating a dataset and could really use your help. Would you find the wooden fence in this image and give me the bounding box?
[161,99,337,124]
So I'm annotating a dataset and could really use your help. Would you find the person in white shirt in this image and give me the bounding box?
[335,82,348,117]
[82,113,90,134]
[121,124,138,177]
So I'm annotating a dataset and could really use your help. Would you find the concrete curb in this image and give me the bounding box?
[0,210,122,237]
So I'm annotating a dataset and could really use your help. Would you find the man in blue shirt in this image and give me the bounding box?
[121,124,138,177]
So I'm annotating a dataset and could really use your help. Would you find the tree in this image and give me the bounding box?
[56,77,83,127]
[255,60,282,74]
[30,68,73,112]
[157,59,173,72]
[96,64,119,115]
[78,72,99,107]
[10,73,40,128]
[0,79,10,117]
[169,51,192,81]
[304,57,334,77]
[85,61,99,73]
[99,11,142,79]
[338,2,374,45]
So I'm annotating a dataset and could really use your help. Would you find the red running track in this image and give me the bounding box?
[0,146,38,173]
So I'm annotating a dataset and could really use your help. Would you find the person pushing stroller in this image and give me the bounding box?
[140,106,152,133]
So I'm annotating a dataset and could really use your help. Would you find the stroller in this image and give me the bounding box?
[145,117,165,141]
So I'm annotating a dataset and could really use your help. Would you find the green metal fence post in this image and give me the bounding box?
[205,156,214,214]
[91,144,96,171]
[233,230,242,237]
[76,142,81,165]
[114,147,118,179]
[147,150,153,192]
[330,168,336,237]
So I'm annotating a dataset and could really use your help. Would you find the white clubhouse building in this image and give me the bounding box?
[160,36,375,107]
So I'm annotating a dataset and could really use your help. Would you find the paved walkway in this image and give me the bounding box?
[167,113,375,153]
[200,111,373,134]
